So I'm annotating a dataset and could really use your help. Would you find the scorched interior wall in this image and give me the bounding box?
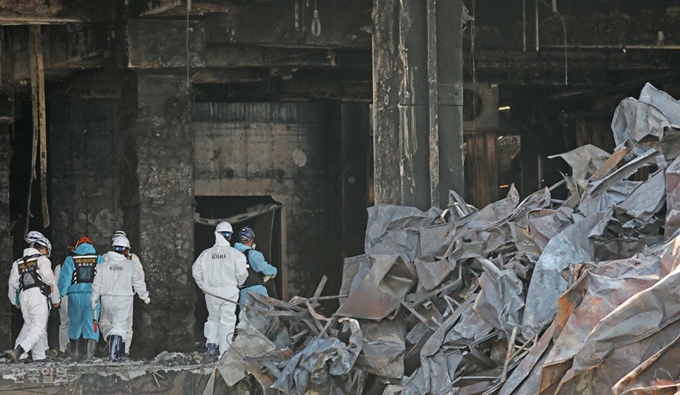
[193,102,343,298]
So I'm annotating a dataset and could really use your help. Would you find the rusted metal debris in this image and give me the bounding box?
[205,84,680,395]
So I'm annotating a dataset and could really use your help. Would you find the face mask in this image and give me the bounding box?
[252,243,256,249]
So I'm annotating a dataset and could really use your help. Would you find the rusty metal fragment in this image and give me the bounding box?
[335,255,417,320]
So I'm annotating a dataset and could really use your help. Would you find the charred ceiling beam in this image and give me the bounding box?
[470,48,680,86]
[193,79,371,103]
[128,19,372,69]
[2,24,111,87]
[0,0,183,24]
[204,0,372,48]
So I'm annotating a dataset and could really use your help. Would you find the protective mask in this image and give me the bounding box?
[252,244,256,249]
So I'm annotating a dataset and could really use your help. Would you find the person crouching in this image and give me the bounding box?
[91,236,150,362]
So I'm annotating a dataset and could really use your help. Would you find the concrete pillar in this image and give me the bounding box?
[0,124,11,349]
[372,0,465,210]
[435,0,465,205]
[372,0,402,207]
[125,74,196,356]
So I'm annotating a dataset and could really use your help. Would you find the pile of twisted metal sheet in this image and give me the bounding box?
[205,83,680,395]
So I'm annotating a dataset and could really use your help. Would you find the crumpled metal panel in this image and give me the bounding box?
[548,144,611,181]
[588,147,660,198]
[365,205,443,261]
[665,156,680,237]
[538,256,666,394]
[271,318,362,394]
[612,83,680,160]
[508,222,541,256]
[578,180,640,218]
[611,334,680,395]
[526,207,574,251]
[355,319,407,379]
[522,210,608,339]
[335,255,417,320]
[509,187,551,228]
[464,185,520,230]
[413,255,455,292]
[558,319,680,395]
[473,259,524,334]
[617,169,666,228]
[499,322,555,395]
[338,254,375,305]
[420,222,456,258]
[216,322,277,387]
[444,301,495,346]
[447,227,507,264]
[552,236,680,394]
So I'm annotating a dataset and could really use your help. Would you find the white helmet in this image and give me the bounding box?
[25,230,45,244]
[111,230,127,243]
[215,221,233,233]
[112,236,131,249]
[33,235,52,256]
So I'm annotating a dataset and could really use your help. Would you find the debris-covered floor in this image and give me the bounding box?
[197,83,680,395]
[0,352,214,394]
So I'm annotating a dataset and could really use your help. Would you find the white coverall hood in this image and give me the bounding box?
[214,231,231,246]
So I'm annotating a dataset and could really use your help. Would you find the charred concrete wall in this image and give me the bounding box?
[123,74,196,357]
[0,125,11,349]
[192,102,344,298]
[50,100,123,264]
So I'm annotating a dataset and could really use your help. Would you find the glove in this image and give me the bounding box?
[263,276,272,283]
[144,298,151,304]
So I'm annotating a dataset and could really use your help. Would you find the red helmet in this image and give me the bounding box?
[75,236,93,248]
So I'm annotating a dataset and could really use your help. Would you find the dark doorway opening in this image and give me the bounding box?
[193,195,283,340]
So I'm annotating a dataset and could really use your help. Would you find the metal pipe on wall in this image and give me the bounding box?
[523,0,527,52]
[535,0,540,51]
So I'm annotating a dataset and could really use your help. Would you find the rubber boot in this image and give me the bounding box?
[68,339,79,361]
[7,345,24,364]
[118,341,126,362]
[84,339,97,361]
[77,338,86,359]
[109,335,122,362]
[206,343,217,357]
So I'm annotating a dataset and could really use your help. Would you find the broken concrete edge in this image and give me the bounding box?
[0,358,216,389]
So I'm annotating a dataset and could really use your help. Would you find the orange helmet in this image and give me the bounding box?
[75,236,93,248]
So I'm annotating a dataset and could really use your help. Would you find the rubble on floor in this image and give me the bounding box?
[205,83,680,395]
[0,352,213,394]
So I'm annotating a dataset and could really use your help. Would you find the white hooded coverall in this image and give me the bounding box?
[192,233,248,357]
[91,251,149,340]
[7,248,60,360]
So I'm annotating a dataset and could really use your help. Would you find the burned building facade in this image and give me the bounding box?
[1,0,680,357]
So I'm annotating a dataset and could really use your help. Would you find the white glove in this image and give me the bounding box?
[144,298,151,304]
[263,276,272,283]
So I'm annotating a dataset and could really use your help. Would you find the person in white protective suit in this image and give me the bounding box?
[91,236,150,362]
[100,230,144,355]
[192,221,248,358]
[4,231,61,363]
